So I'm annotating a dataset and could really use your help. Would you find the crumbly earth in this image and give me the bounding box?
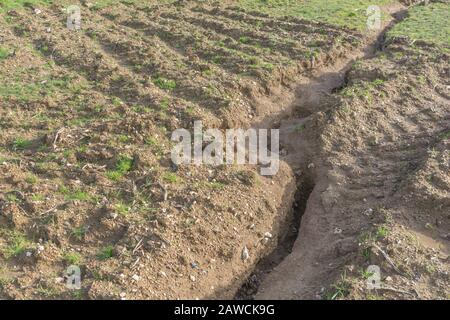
[256,37,450,300]
[0,0,361,299]
[0,0,448,300]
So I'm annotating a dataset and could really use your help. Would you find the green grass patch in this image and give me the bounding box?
[376,225,388,239]
[25,173,38,184]
[0,266,13,288]
[153,76,177,90]
[0,71,87,103]
[162,172,178,183]
[97,245,114,260]
[106,156,134,181]
[5,193,19,202]
[111,96,123,106]
[0,0,53,12]
[387,2,450,47]
[340,78,385,101]
[66,116,93,127]
[295,123,305,133]
[159,97,170,110]
[239,36,251,44]
[63,251,82,265]
[88,0,157,10]
[327,272,352,300]
[31,194,45,201]
[90,0,117,10]
[238,0,393,30]
[1,230,31,259]
[209,181,225,189]
[36,286,59,298]
[440,130,450,141]
[0,47,10,60]
[58,185,91,201]
[71,226,86,241]
[114,202,131,216]
[118,135,130,143]
[12,137,32,150]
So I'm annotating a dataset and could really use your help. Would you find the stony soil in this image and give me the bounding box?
[0,0,448,300]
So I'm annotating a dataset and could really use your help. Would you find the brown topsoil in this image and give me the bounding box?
[0,1,448,300]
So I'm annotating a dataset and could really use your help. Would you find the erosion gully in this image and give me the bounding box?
[233,5,407,300]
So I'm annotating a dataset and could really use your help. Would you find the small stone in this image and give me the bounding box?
[241,246,250,261]
[264,232,273,239]
[55,277,64,284]
[189,275,196,282]
[131,274,140,281]
[334,227,342,234]
[308,163,315,169]
[109,212,118,219]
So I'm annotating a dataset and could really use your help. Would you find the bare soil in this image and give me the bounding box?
[0,1,448,300]
[256,11,450,300]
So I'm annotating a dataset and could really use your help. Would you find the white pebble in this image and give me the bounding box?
[242,246,250,261]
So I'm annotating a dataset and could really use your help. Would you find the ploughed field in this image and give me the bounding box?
[0,0,449,300]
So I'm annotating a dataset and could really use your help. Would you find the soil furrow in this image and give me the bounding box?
[250,3,449,299]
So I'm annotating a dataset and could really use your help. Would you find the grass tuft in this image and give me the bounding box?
[63,251,82,265]
[97,245,114,260]
[107,156,134,181]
